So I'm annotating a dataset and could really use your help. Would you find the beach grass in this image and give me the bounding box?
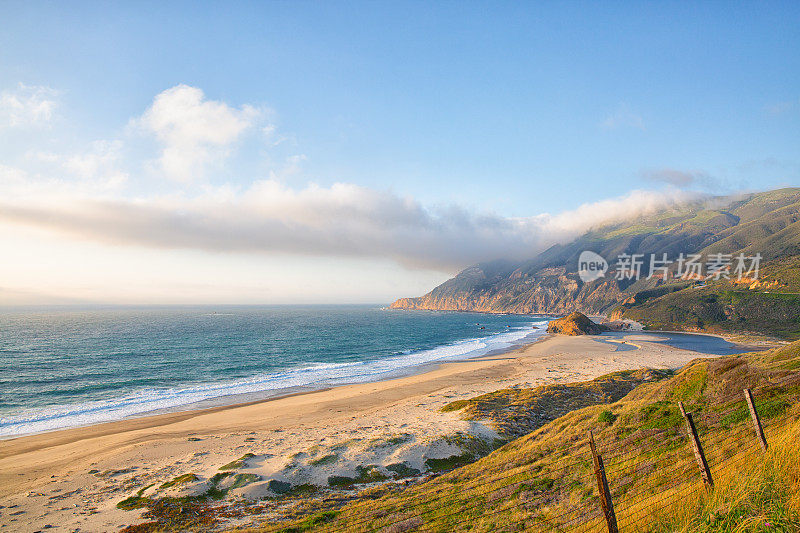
[219,453,256,471]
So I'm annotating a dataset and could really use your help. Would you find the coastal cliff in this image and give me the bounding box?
[391,188,800,338]
[391,267,623,315]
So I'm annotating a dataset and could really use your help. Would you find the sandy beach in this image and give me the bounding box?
[0,331,763,532]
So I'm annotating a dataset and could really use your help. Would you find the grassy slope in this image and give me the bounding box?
[440,368,668,440]
[621,285,800,340]
[650,422,800,532]
[617,255,800,340]
[249,342,800,532]
[758,255,800,290]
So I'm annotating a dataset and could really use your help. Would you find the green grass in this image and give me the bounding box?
[440,400,470,412]
[326,465,389,488]
[230,473,260,490]
[117,496,149,510]
[119,468,262,516]
[644,420,800,532]
[159,473,199,489]
[424,452,474,473]
[285,484,319,497]
[636,401,684,430]
[353,465,389,483]
[136,483,155,497]
[274,511,339,533]
[757,256,800,292]
[720,397,790,428]
[308,454,337,466]
[598,409,617,425]
[266,479,292,495]
[621,286,800,340]
[209,472,234,486]
[325,475,355,488]
[385,462,421,479]
[218,453,256,471]
[206,472,260,499]
[367,434,413,448]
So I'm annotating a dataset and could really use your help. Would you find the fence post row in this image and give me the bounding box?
[744,388,769,453]
[678,401,714,490]
[588,430,619,533]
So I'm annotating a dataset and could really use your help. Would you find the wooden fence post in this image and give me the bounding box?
[588,430,619,533]
[678,402,714,490]
[744,388,769,452]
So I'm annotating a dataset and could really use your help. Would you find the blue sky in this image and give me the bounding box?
[0,1,798,304]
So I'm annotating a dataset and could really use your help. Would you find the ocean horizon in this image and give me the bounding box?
[0,305,548,438]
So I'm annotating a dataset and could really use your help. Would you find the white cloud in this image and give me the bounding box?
[63,140,127,184]
[21,141,128,192]
[272,153,306,179]
[0,84,708,277]
[0,163,28,183]
[545,189,701,234]
[601,103,645,131]
[0,174,702,272]
[0,84,58,128]
[134,85,262,183]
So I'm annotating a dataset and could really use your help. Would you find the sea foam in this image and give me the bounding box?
[0,318,546,437]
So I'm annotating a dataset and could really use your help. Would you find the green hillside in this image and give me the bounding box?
[615,255,800,340]
[619,286,800,340]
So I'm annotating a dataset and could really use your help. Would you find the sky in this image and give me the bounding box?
[0,1,798,305]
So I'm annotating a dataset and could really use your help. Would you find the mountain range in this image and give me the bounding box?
[391,188,800,339]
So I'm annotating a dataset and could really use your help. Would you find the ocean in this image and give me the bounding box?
[0,305,547,437]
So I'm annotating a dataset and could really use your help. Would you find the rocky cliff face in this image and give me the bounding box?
[390,267,624,315]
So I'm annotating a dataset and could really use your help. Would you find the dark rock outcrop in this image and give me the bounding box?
[546,312,608,335]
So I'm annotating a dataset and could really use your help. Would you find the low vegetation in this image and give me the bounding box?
[326,465,388,488]
[118,468,265,530]
[219,453,256,471]
[159,473,199,489]
[308,454,337,467]
[620,285,800,340]
[442,368,668,439]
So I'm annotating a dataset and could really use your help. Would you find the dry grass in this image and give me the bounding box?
[642,411,800,532]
